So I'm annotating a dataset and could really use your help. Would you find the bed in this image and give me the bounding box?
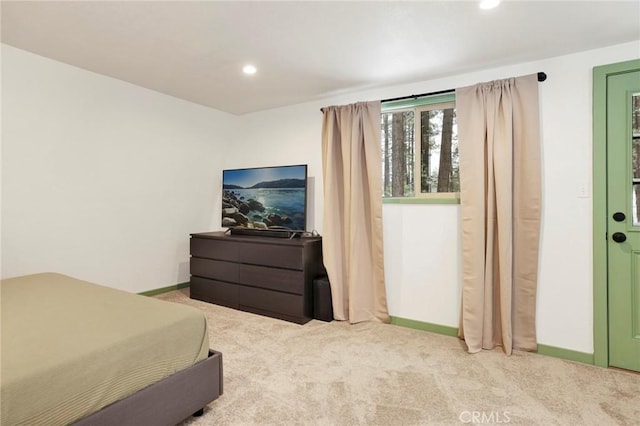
[1,273,223,426]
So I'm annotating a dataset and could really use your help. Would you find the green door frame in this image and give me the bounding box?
[593,58,640,368]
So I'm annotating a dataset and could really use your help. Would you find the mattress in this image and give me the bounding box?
[1,273,209,426]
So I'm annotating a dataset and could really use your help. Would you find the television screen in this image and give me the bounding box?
[222,164,307,232]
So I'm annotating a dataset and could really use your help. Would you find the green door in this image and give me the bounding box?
[607,67,640,372]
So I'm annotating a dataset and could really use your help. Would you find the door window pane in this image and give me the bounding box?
[631,93,640,225]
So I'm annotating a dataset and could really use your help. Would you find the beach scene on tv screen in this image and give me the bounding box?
[222,165,306,231]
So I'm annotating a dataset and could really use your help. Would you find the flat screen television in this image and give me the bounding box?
[222,164,307,232]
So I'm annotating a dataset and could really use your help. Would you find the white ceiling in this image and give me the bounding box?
[2,1,639,115]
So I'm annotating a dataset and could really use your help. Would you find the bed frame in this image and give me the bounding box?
[73,350,223,426]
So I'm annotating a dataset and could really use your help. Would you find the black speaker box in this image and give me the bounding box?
[313,276,334,322]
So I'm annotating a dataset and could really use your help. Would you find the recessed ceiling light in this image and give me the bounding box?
[479,0,500,9]
[242,65,257,75]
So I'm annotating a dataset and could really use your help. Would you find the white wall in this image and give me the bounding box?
[232,41,640,354]
[1,45,239,293]
[3,40,639,354]
[227,105,325,233]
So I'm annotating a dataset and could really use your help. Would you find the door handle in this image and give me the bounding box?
[612,232,627,243]
[613,212,626,222]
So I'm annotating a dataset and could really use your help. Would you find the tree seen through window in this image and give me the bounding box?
[381,103,458,197]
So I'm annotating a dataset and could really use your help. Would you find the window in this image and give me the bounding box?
[381,94,458,199]
[631,93,640,224]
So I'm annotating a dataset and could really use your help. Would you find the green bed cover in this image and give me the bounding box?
[1,273,209,425]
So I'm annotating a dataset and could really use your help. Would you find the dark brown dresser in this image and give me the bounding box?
[189,231,324,324]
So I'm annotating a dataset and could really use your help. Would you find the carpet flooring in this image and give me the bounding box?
[156,289,639,426]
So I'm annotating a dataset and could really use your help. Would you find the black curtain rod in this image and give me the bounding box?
[381,72,547,103]
[321,72,547,111]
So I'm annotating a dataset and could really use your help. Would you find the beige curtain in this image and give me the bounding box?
[455,74,541,355]
[321,101,390,324]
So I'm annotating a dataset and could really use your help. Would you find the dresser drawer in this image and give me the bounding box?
[191,237,239,261]
[191,257,238,282]
[240,243,303,269]
[239,264,303,294]
[239,286,304,318]
[190,276,238,308]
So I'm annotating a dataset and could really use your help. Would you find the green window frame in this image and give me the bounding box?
[381,92,460,205]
